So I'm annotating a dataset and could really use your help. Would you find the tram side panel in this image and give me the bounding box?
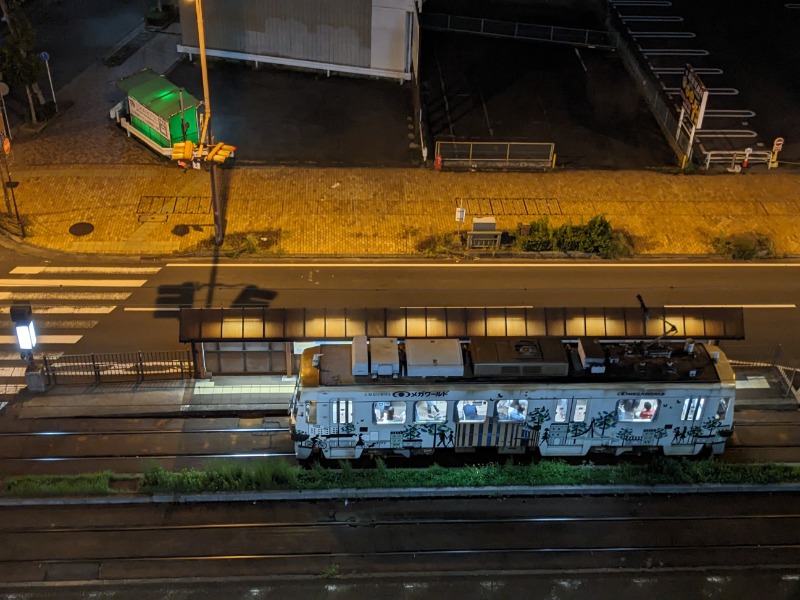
[290,383,734,461]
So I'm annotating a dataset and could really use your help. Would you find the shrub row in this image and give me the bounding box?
[4,459,800,498]
[514,215,632,258]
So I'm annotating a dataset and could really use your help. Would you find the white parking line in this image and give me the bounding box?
[653,67,722,75]
[703,110,756,119]
[639,48,709,56]
[666,87,739,96]
[694,129,759,138]
[630,31,695,38]
[621,16,683,22]
[612,1,672,6]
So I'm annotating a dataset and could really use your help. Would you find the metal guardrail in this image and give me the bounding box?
[420,13,617,50]
[719,344,799,401]
[703,150,774,170]
[607,14,689,163]
[435,141,556,171]
[43,350,193,385]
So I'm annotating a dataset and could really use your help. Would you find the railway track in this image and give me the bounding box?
[2,494,800,584]
[0,418,295,475]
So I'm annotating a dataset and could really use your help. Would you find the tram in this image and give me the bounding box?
[289,336,735,461]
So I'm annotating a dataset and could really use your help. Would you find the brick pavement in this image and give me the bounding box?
[2,23,799,259]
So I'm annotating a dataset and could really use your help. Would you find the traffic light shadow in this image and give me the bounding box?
[231,285,277,307]
[155,282,197,319]
[155,282,278,318]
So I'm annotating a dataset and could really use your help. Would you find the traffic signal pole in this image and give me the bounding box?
[195,0,223,246]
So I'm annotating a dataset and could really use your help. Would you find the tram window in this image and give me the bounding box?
[497,399,528,422]
[373,401,406,424]
[616,399,658,422]
[681,397,706,421]
[555,399,568,422]
[457,400,487,422]
[716,398,730,419]
[306,401,317,424]
[415,400,447,423]
[332,399,353,424]
[573,399,588,422]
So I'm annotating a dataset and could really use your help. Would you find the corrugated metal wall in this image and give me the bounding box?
[181,0,371,68]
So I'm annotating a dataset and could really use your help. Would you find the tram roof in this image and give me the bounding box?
[178,306,745,343]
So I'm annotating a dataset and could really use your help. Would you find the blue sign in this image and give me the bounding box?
[40,52,49,62]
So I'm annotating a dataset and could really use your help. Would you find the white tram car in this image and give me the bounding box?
[289,336,735,461]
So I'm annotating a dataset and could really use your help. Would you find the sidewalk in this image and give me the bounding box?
[2,24,800,259]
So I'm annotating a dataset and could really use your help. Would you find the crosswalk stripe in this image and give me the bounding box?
[0,351,63,361]
[0,366,26,377]
[11,266,162,275]
[0,335,83,344]
[5,306,118,314]
[0,319,99,329]
[0,292,131,301]
[0,278,147,287]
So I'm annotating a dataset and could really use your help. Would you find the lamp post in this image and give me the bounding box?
[11,304,47,391]
[191,0,223,246]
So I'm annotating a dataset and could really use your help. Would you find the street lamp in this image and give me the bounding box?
[11,304,48,391]
[10,304,35,364]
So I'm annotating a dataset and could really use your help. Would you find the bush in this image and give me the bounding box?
[712,233,775,260]
[516,215,631,258]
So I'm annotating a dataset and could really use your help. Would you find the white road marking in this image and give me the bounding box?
[0,319,98,329]
[124,307,181,312]
[695,129,759,138]
[0,351,63,360]
[10,266,161,275]
[622,16,683,22]
[630,31,695,38]
[653,67,722,75]
[0,279,146,288]
[0,366,26,377]
[612,1,672,5]
[0,335,83,344]
[0,292,131,300]
[16,306,117,314]
[167,262,800,268]
[639,48,709,56]
[703,110,756,119]
[666,87,739,96]
[664,304,796,309]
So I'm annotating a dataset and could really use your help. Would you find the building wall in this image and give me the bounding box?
[179,0,414,80]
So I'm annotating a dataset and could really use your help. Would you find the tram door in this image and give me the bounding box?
[328,398,356,458]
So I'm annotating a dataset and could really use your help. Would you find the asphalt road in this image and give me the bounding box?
[2,252,800,357]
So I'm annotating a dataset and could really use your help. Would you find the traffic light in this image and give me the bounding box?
[171,141,195,161]
[205,142,236,163]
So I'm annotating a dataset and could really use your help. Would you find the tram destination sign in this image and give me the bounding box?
[681,64,709,129]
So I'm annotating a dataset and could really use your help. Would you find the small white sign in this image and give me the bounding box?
[455,207,466,222]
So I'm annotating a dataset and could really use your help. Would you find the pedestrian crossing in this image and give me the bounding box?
[0,264,163,405]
